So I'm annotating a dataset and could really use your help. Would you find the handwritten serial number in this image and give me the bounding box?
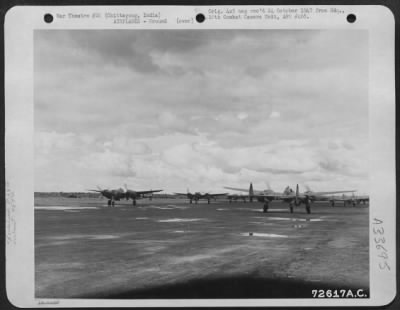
[373,218,391,271]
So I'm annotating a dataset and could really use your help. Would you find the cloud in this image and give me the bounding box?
[269,111,280,119]
[34,30,369,192]
[110,137,152,155]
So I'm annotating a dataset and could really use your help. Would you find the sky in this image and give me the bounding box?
[34,29,368,193]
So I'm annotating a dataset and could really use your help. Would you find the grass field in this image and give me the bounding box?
[35,197,369,298]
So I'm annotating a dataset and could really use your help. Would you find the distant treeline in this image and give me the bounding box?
[34,192,178,199]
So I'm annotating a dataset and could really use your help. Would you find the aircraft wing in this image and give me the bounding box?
[224,186,248,193]
[208,193,228,197]
[227,193,248,197]
[251,193,293,200]
[135,189,163,195]
[310,190,356,197]
[174,192,189,196]
[224,186,267,195]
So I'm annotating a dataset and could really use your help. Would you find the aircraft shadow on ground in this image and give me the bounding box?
[87,276,369,299]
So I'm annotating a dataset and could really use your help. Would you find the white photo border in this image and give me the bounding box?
[4,5,396,307]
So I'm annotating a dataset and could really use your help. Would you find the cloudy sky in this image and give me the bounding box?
[34,30,368,193]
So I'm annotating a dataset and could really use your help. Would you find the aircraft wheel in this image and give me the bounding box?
[133,200,136,206]
[263,202,269,213]
[112,201,115,207]
[108,200,111,206]
[306,204,311,214]
[189,200,192,204]
[331,201,335,207]
[207,199,210,204]
[290,206,294,213]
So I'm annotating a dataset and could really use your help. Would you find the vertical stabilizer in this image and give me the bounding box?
[249,182,254,197]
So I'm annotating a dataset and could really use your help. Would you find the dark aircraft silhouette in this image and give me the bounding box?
[174,189,227,204]
[88,186,126,207]
[88,185,163,206]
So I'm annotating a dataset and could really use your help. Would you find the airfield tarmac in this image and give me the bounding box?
[35,197,369,299]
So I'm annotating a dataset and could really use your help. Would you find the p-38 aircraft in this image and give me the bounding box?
[88,185,162,206]
[174,189,227,204]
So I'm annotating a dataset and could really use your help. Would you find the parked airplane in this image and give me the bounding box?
[225,183,356,214]
[174,189,227,204]
[88,186,126,207]
[124,184,163,206]
[329,193,369,207]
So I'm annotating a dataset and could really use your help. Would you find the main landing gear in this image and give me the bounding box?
[107,199,115,207]
[132,199,136,206]
[263,201,269,213]
[305,200,311,214]
[289,202,294,214]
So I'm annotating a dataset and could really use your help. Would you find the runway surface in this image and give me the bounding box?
[35,197,369,298]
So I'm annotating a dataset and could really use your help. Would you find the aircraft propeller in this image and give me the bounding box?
[295,184,299,205]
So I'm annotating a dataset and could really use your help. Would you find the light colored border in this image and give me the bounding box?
[4,5,396,307]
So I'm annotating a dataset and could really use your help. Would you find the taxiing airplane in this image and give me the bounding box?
[88,186,126,207]
[174,189,227,204]
[88,185,163,206]
[225,183,356,214]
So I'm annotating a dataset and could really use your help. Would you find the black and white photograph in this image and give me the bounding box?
[33,28,370,299]
[4,5,396,307]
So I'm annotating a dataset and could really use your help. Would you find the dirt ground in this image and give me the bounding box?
[35,197,369,298]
